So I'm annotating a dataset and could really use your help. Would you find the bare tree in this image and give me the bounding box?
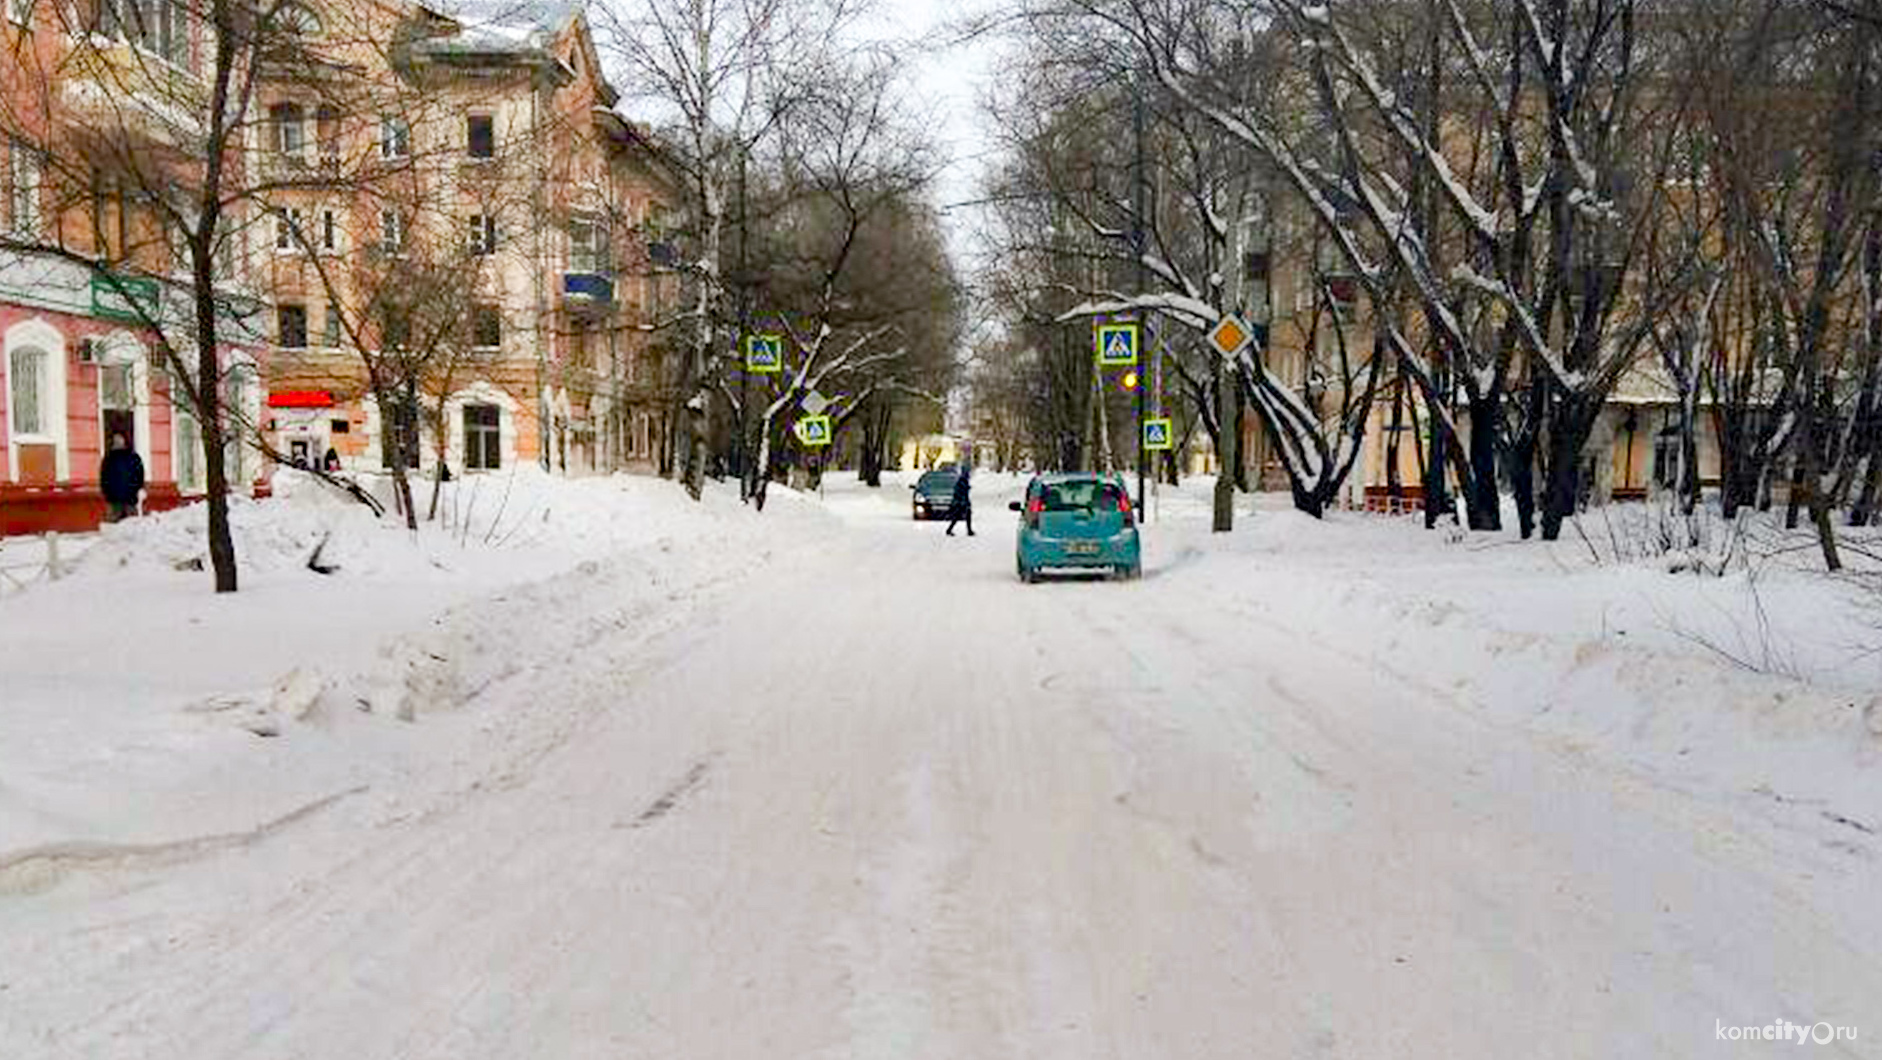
[599,0,865,500]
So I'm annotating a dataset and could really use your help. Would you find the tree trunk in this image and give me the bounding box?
[191,254,237,593]
[1423,402,1452,530]
[1539,396,1599,541]
[1463,389,1502,531]
[1511,380,1543,539]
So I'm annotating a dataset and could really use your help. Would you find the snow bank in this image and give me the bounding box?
[0,469,833,865]
[1147,480,1882,858]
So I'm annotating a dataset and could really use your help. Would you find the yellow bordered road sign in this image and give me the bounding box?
[1143,417,1174,451]
[795,414,832,446]
[1096,322,1139,367]
[1208,315,1253,357]
[745,334,784,373]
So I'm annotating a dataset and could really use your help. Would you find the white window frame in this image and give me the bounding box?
[271,101,305,157]
[470,303,501,351]
[276,302,308,348]
[322,300,342,347]
[103,0,188,68]
[173,397,203,493]
[462,403,501,470]
[468,213,496,255]
[379,208,405,255]
[4,319,68,482]
[8,138,43,239]
[92,335,151,474]
[378,116,409,160]
[318,205,339,252]
[274,206,305,253]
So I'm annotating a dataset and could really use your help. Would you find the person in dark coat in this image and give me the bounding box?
[945,466,974,536]
[99,432,145,523]
[323,448,342,472]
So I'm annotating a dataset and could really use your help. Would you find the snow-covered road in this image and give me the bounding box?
[4,481,1878,1058]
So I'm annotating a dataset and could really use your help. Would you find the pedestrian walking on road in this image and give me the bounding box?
[99,432,145,523]
[945,466,974,537]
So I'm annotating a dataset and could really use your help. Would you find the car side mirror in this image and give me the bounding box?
[1008,501,1023,512]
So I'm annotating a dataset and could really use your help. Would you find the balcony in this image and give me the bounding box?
[61,40,204,155]
[562,272,615,316]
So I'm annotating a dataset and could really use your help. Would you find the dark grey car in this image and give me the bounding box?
[909,468,961,520]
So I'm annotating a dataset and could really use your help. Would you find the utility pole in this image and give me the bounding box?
[737,146,751,497]
[1131,68,1148,515]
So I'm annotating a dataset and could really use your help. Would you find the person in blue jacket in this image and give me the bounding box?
[99,432,145,523]
[945,466,974,537]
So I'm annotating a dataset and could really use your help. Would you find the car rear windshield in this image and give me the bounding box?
[1038,482,1123,510]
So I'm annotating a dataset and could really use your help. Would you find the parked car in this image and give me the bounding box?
[909,467,961,520]
[1009,472,1141,582]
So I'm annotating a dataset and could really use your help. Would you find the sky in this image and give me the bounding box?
[866,0,1007,268]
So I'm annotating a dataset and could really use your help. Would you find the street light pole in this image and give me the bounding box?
[1131,67,1148,516]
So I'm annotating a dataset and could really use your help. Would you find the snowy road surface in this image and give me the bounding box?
[3,479,1878,1058]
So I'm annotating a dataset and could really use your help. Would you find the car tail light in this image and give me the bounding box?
[1116,490,1133,524]
[1025,496,1043,527]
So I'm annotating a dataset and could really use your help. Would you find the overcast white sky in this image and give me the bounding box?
[863,0,1007,266]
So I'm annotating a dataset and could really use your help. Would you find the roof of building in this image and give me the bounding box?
[409,0,581,59]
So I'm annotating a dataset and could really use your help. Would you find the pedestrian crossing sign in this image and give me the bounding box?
[1095,322,1139,367]
[745,334,784,373]
[795,414,832,447]
[1144,417,1173,451]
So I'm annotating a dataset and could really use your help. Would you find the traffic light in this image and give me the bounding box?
[1121,369,1140,392]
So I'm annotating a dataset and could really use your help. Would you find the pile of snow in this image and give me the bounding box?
[0,469,834,864]
[1146,478,1882,854]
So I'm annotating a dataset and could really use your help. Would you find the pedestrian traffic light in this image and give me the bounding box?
[1121,369,1140,392]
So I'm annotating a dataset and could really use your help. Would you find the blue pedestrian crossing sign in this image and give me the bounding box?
[745,334,784,373]
[1095,322,1139,367]
[795,414,832,447]
[1143,417,1174,451]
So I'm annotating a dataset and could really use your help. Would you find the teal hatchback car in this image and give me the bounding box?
[1009,473,1141,582]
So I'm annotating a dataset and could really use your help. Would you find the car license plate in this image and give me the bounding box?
[1065,542,1099,555]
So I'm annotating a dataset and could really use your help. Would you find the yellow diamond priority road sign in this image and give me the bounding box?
[1208,314,1252,357]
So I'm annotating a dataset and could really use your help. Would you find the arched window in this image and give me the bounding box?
[276,2,320,38]
[8,346,46,436]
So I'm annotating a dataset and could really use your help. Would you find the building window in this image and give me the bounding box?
[1653,427,1682,489]
[100,361,134,449]
[274,207,305,252]
[174,403,202,492]
[277,303,307,348]
[7,138,42,238]
[8,347,44,435]
[381,396,419,469]
[102,0,187,66]
[315,104,339,161]
[379,116,409,159]
[463,403,499,470]
[271,101,304,156]
[468,213,496,255]
[318,206,338,252]
[323,301,341,347]
[471,303,501,349]
[379,209,404,254]
[569,218,605,273]
[224,365,252,484]
[466,114,495,159]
